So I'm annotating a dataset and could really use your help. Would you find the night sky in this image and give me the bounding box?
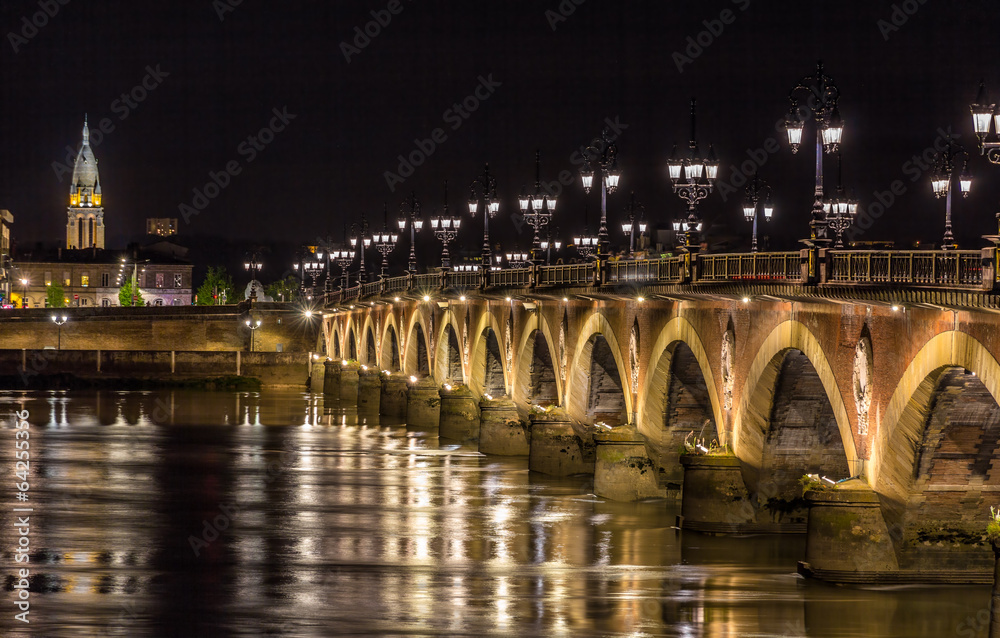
[2,0,1000,270]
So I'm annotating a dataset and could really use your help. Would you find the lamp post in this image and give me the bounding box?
[506,250,531,269]
[398,192,423,273]
[783,60,844,247]
[930,140,972,250]
[51,314,67,349]
[300,253,325,300]
[539,236,562,266]
[331,246,356,290]
[245,316,261,352]
[349,218,372,285]
[468,164,500,267]
[579,130,621,254]
[430,181,462,270]
[620,192,647,256]
[519,150,558,263]
[666,98,720,253]
[19,277,27,308]
[370,204,399,280]
[822,154,858,248]
[742,173,775,253]
[971,81,1000,165]
[243,251,262,302]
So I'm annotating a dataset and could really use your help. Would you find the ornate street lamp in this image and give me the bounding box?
[821,154,858,248]
[243,251,263,302]
[398,192,424,273]
[666,98,720,252]
[468,165,500,267]
[971,81,1000,165]
[742,173,775,252]
[539,236,562,266]
[431,181,462,269]
[620,192,647,256]
[506,250,531,269]
[930,140,972,250]
[245,316,262,352]
[520,150,558,263]
[370,205,399,279]
[349,217,372,285]
[300,252,325,300]
[783,60,844,246]
[579,131,621,253]
[330,244,356,290]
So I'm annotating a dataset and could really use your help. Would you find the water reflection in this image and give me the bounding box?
[0,389,991,637]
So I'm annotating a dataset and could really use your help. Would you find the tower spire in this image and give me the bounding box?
[83,114,89,144]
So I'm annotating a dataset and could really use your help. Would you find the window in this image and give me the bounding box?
[101,273,109,287]
[81,298,87,306]
[155,273,164,288]
[102,299,110,307]
[63,271,70,286]
[154,299,163,306]
[174,274,183,288]
[81,274,89,287]
[44,271,51,286]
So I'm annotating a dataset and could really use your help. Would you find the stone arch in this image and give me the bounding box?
[346,326,357,360]
[403,309,431,375]
[512,312,562,407]
[381,324,400,371]
[365,327,377,366]
[732,321,857,522]
[565,312,632,425]
[333,330,341,358]
[469,308,508,398]
[871,331,1000,564]
[433,310,464,384]
[638,318,723,488]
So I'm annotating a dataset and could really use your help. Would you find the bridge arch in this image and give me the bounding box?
[731,320,858,517]
[381,319,401,372]
[403,309,431,375]
[469,308,508,398]
[343,316,359,361]
[512,311,562,407]
[433,309,465,384]
[566,312,633,426]
[638,317,724,482]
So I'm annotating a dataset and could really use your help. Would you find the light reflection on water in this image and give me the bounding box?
[0,389,991,637]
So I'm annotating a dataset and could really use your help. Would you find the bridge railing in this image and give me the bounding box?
[828,250,984,288]
[447,271,480,289]
[606,257,684,283]
[490,268,531,288]
[386,275,409,293]
[697,252,802,282]
[412,273,441,291]
[537,263,595,286]
[361,281,381,297]
[342,286,360,301]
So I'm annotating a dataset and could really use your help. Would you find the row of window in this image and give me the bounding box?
[38,272,186,288]
[23,297,187,308]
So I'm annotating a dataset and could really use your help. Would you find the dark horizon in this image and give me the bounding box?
[2,0,1000,258]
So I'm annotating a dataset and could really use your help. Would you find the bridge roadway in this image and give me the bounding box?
[319,249,1000,584]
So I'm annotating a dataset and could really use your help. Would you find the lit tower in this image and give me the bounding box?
[66,116,105,249]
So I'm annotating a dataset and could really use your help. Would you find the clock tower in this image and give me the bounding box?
[66,116,105,249]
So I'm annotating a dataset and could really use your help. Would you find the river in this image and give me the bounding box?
[0,389,991,637]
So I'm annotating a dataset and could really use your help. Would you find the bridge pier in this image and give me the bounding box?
[594,425,665,501]
[339,362,360,403]
[323,360,340,395]
[679,455,756,533]
[357,368,381,412]
[438,385,480,442]
[406,376,440,428]
[478,397,527,455]
[528,407,595,477]
[798,479,899,582]
[380,374,408,418]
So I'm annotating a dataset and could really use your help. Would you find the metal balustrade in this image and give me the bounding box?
[537,263,595,286]
[697,252,802,282]
[327,248,995,304]
[606,257,684,283]
[828,250,983,288]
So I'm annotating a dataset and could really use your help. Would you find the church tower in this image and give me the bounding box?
[66,116,105,249]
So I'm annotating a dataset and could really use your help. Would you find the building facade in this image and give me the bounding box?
[146,218,178,236]
[66,117,105,249]
[14,253,193,308]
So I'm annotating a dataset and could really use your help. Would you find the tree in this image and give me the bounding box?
[119,278,145,306]
[265,275,300,302]
[46,282,66,308]
[195,266,237,305]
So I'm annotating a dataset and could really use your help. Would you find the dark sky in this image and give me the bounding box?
[2,0,1000,263]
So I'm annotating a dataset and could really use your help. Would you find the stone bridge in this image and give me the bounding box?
[319,249,1000,583]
